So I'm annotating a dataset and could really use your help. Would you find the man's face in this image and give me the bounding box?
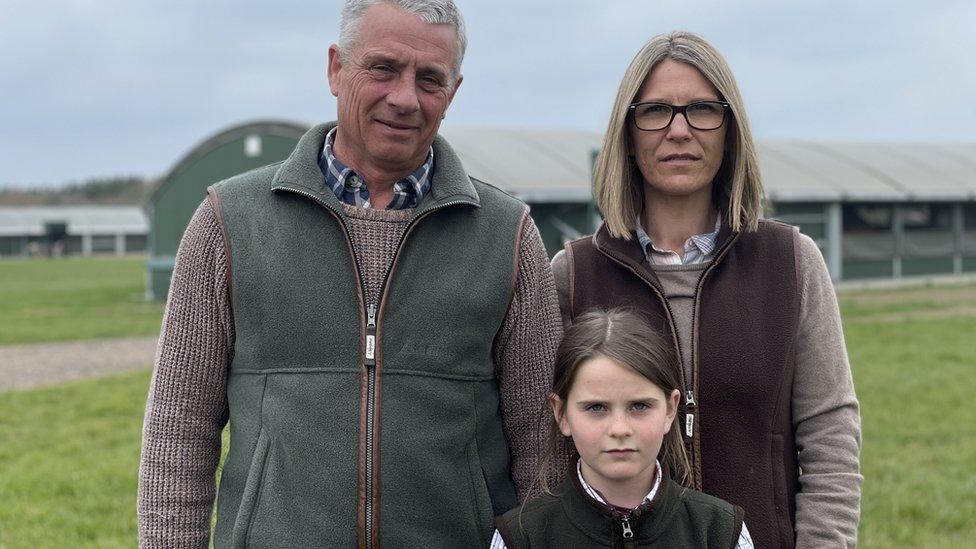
[328,3,462,176]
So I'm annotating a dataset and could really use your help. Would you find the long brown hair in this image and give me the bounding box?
[537,308,691,493]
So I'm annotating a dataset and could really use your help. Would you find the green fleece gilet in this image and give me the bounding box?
[209,123,526,548]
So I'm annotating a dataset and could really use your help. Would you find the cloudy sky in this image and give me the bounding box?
[2,0,974,187]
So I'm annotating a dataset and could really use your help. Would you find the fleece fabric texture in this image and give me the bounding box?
[498,467,743,549]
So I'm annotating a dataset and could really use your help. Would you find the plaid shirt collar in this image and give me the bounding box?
[318,127,433,210]
[634,212,722,266]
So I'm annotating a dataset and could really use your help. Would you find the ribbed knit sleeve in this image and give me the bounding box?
[137,199,232,548]
[494,211,567,502]
[792,232,862,548]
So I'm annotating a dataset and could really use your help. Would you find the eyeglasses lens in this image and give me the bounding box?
[633,102,725,131]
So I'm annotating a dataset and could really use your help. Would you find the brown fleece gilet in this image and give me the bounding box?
[566,219,799,549]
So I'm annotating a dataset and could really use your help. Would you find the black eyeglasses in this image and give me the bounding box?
[628,101,730,131]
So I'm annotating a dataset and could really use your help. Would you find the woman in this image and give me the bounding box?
[551,31,861,548]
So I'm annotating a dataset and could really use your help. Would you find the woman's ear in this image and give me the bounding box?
[664,388,681,431]
[550,394,571,438]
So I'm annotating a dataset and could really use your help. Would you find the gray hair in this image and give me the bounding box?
[593,31,764,238]
[338,0,467,78]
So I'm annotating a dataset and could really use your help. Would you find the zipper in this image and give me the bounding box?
[620,515,636,549]
[599,228,740,490]
[364,302,377,544]
[685,229,740,488]
[684,389,697,438]
[358,198,471,548]
[275,186,474,548]
[271,185,378,546]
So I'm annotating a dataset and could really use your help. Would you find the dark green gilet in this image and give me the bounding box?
[209,123,526,548]
[498,469,744,549]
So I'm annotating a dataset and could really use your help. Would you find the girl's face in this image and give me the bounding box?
[552,355,680,499]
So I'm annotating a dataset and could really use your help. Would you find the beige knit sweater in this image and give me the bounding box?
[137,199,565,547]
[552,232,862,549]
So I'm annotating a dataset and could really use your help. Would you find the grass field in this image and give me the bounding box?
[0,258,974,547]
[0,257,163,345]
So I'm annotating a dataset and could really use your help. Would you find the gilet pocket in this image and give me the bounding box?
[467,440,495,540]
[232,429,271,549]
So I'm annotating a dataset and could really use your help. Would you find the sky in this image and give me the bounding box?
[2,0,974,188]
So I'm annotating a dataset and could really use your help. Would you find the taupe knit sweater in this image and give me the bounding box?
[137,199,565,547]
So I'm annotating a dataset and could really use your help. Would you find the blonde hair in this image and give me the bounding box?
[593,31,764,239]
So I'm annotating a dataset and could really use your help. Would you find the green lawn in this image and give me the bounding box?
[0,277,974,547]
[0,257,163,345]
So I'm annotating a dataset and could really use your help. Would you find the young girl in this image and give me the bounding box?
[491,309,752,548]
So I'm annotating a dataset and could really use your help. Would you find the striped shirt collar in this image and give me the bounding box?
[576,457,662,510]
[634,212,722,266]
[318,127,433,210]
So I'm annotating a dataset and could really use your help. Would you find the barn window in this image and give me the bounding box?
[245,135,262,157]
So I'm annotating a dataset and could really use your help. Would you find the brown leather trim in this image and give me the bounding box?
[688,225,741,490]
[206,187,235,316]
[308,205,369,549]
[357,366,369,549]
[490,209,529,365]
[564,239,576,321]
[366,205,443,548]
[509,210,528,309]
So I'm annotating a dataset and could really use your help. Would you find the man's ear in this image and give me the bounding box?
[550,394,571,438]
[327,44,342,97]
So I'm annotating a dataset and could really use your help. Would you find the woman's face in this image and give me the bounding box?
[628,59,727,203]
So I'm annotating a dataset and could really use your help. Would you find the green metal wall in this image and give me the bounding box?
[529,202,596,257]
[147,129,303,300]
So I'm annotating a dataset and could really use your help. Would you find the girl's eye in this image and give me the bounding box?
[631,402,650,412]
[585,403,606,413]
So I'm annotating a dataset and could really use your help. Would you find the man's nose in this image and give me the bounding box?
[386,73,421,114]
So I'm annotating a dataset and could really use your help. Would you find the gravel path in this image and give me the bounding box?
[0,336,158,393]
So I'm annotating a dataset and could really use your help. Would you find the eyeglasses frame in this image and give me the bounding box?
[628,100,731,131]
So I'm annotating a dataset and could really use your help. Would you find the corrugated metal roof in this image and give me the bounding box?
[439,127,601,202]
[0,206,147,237]
[147,121,976,204]
[440,127,976,203]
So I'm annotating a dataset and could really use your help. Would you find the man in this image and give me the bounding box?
[137,1,563,547]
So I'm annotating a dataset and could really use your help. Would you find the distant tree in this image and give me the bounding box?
[0,176,152,206]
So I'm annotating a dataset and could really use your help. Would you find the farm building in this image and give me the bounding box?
[145,119,976,299]
[145,121,308,300]
[144,121,602,300]
[0,205,147,258]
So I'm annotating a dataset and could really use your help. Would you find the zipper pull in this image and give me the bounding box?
[365,304,377,366]
[685,390,697,438]
[620,516,634,539]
